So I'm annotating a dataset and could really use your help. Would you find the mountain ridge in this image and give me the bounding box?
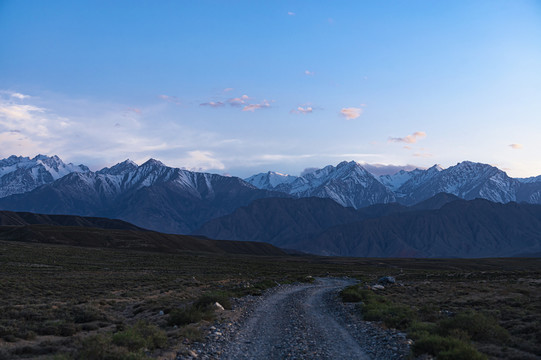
[195,195,541,258]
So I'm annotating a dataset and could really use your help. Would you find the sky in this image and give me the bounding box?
[1,0,540,178]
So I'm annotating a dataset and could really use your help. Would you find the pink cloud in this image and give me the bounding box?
[242,100,270,112]
[228,94,250,107]
[509,143,523,150]
[340,107,363,120]
[291,106,313,115]
[389,131,426,144]
[159,94,181,105]
[200,101,225,108]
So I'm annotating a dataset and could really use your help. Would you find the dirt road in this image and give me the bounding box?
[220,278,370,359]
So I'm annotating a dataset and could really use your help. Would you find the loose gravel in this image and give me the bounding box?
[176,278,411,360]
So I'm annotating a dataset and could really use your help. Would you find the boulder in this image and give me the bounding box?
[378,276,396,285]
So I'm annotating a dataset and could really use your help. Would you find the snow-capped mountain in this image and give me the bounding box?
[0,157,287,233]
[379,166,442,192]
[2,155,541,236]
[245,171,298,190]
[97,159,138,176]
[247,161,396,208]
[247,160,541,207]
[381,161,522,204]
[0,155,89,198]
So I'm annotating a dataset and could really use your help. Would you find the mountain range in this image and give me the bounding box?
[1,154,541,257]
[245,160,541,206]
[0,157,287,233]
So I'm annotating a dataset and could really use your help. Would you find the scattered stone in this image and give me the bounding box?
[378,276,396,285]
[372,284,385,290]
[214,302,225,311]
[159,310,164,316]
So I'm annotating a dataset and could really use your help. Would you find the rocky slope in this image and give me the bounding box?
[196,195,541,258]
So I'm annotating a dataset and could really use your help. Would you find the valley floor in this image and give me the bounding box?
[0,240,539,359]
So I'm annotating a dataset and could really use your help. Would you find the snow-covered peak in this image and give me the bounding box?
[245,171,298,190]
[448,161,497,174]
[98,159,138,175]
[379,169,418,191]
[299,161,373,184]
[0,154,90,198]
[141,158,165,168]
[285,160,395,208]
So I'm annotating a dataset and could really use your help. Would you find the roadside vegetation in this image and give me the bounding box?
[0,240,539,359]
[341,264,540,360]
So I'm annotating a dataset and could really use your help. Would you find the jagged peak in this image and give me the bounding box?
[98,159,138,175]
[428,164,443,172]
[452,161,494,170]
[114,159,138,168]
[141,158,166,168]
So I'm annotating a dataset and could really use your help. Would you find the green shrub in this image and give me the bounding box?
[112,329,146,352]
[72,306,105,324]
[178,325,202,341]
[363,302,416,329]
[193,290,232,310]
[438,346,488,360]
[112,321,167,351]
[253,279,277,290]
[408,321,439,340]
[412,334,486,359]
[168,306,211,326]
[340,285,378,303]
[78,334,122,360]
[131,321,167,349]
[438,311,509,343]
[341,285,414,329]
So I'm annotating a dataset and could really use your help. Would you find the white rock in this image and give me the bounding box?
[213,302,225,311]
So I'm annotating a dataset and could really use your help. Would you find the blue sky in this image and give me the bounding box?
[1,0,540,177]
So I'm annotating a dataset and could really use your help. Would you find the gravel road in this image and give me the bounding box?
[221,278,368,359]
[178,278,411,359]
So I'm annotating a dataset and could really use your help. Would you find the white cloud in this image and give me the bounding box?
[340,107,363,120]
[0,104,44,120]
[304,70,314,76]
[288,11,295,16]
[11,92,30,100]
[509,143,523,150]
[0,90,232,169]
[181,150,225,171]
[389,131,427,144]
[291,106,313,114]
